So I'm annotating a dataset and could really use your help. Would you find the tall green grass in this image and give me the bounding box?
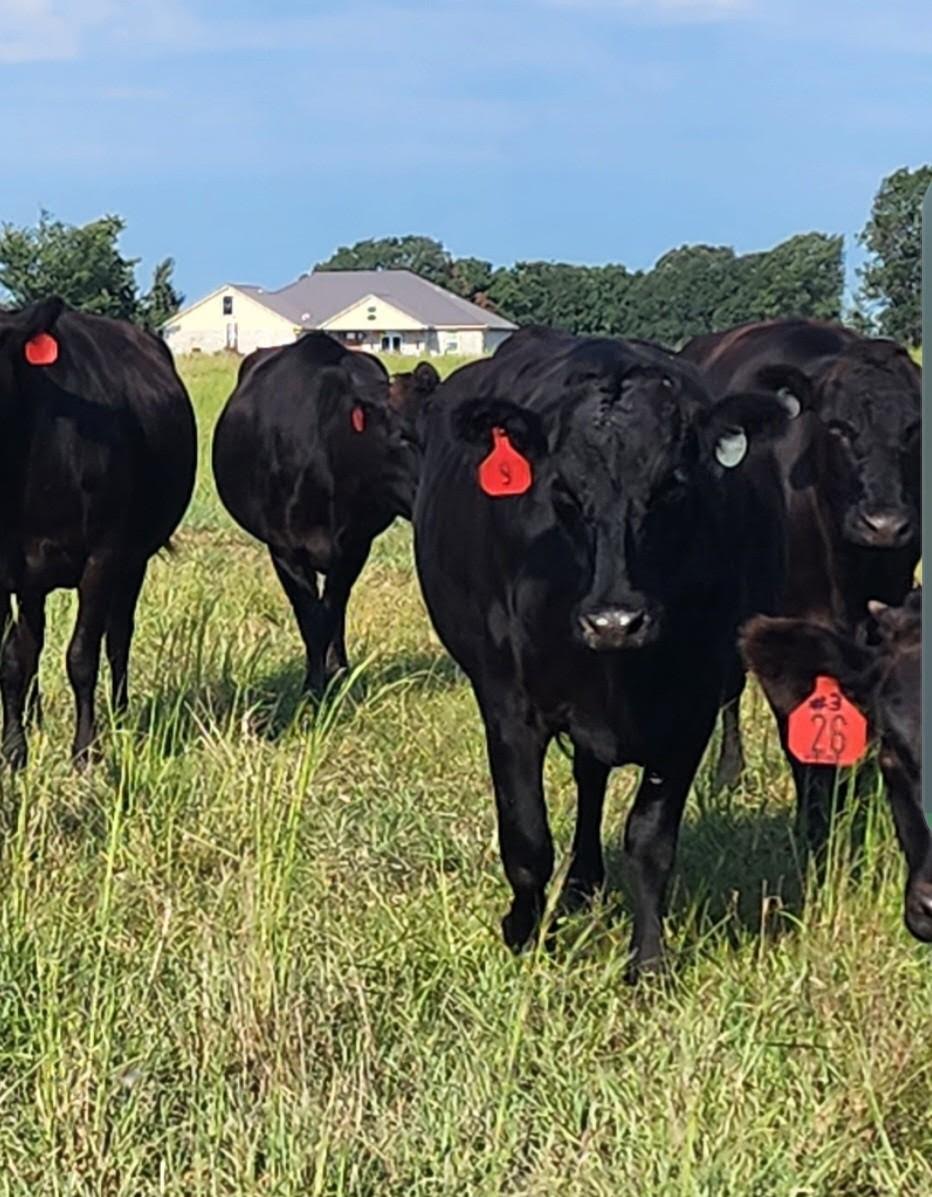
[0,356,928,1194]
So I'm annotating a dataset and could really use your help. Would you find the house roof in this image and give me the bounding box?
[231,270,516,331]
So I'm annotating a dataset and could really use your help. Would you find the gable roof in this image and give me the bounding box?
[236,270,516,330]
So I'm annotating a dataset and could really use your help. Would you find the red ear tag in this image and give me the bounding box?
[24,333,59,366]
[351,406,365,433]
[478,426,532,497]
[787,675,868,766]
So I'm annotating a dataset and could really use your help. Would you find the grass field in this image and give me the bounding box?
[0,352,929,1195]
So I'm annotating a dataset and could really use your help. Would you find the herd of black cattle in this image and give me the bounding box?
[0,296,927,979]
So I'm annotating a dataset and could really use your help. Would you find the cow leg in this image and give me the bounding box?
[67,559,113,766]
[714,693,745,792]
[482,708,553,952]
[563,746,610,910]
[105,561,147,714]
[877,780,932,941]
[1,592,46,770]
[789,757,845,867]
[623,725,711,981]
[319,538,372,683]
[268,548,327,695]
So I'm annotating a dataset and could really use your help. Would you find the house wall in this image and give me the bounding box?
[483,329,514,354]
[162,287,298,355]
[323,295,424,334]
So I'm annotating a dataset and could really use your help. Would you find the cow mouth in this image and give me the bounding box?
[576,605,659,651]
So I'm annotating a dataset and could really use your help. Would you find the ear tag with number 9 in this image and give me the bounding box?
[787,675,868,766]
[478,426,532,497]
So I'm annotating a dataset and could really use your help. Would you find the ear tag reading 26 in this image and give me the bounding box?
[787,674,868,766]
[478,427,532,497]
[24,333,59,366]
[351,406,366,433]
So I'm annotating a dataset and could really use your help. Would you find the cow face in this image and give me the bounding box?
[813,343,921,551]
[388,362,441,448]
[0,297,65,399]
[455,359,790,651]
[741,591,931,942]
[323,363,422,520]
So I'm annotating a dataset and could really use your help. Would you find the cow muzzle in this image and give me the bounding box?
[576,605,656,651]
[849,506,914,549]
[905,878,932,943]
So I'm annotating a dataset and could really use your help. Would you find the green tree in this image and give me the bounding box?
[857,164,931,345]
[449,256,493,300]
[0,211,139,318]
[0,210,183,329]
[137,257,184,332]
[316,235,453,288]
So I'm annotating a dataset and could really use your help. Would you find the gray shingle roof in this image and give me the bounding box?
[237,270,515,330]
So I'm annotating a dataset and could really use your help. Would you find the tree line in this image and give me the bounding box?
[0,166,927,346]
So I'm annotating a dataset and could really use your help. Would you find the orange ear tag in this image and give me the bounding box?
[24,333,59,366]
[787,675,868,766]
[351,406,365,432]
[478,427,532,497]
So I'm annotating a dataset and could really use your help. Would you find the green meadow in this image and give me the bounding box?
[0,353,928,1195]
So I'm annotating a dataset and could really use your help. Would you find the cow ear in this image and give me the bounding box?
[739,615,872,717]
[753,364,813,418]
[452,398,547,458]
[412,362,440,393]
[702,393,790,468]
[1,295,65,347]
[18,296,65,340]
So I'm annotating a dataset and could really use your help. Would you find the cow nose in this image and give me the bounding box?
[857,508,912,546]
[578,606,648,650]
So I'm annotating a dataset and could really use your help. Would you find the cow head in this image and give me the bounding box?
[319,357,422,519]
[455,352,792,651]
[388,361,441,443]
[0,296,65,397]
[811,341,921,551]
[741,590,931,942]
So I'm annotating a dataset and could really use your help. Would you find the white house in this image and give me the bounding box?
[161,269,517,357]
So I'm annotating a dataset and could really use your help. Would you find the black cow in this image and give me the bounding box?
[0,297,196,766]
[741,590,931,942]
[680,319,921,830]
[212,334,439,695]
[413,327,791,977]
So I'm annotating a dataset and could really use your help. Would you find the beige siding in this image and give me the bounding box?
[322,295,424,334]
[162,287,297,355]
[484,329,513,354]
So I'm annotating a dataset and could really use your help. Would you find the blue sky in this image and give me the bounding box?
[1,0,929,303]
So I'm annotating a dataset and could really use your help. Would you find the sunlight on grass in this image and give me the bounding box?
[0,356,928,1194]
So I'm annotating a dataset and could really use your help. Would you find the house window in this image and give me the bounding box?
[222,295,233,315]
[381,334,402,352]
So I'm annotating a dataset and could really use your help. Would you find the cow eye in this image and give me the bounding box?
[904,421,920,442]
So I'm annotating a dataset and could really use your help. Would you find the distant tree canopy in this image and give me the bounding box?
[0,211,183,332]
[2,166,924,346]
[315,230,845,347]
[856,164,931,346]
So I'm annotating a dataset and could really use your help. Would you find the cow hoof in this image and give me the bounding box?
[501,903,541,954]
[559,877,604,916]
[625,948,667,987]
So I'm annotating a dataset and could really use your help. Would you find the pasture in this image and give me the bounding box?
[0,351,929,1195]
